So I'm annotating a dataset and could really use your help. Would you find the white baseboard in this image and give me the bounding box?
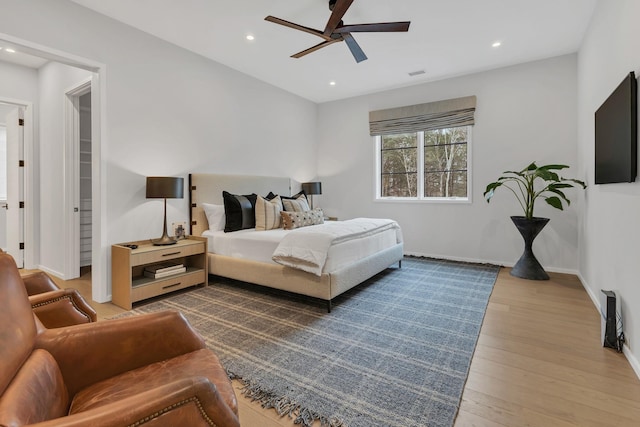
[37,265,65,280]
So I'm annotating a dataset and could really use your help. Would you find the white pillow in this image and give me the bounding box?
[255,195,282,231]
[202,203,225,231]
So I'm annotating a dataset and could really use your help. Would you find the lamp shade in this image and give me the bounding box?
[301,182,322,196]
[146,177,184,199]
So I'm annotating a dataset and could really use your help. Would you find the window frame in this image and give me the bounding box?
[374,126,472,203]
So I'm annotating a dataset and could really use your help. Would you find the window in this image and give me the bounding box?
[370,95,476,202]
[377,125,471,201]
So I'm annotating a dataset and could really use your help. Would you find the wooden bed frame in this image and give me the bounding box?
[188,173,403,311]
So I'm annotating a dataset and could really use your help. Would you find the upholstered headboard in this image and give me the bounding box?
[189,173,295,236]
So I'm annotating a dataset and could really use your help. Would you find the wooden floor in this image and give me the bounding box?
[54,267,640,427]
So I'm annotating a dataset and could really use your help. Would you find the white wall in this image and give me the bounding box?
[577,0,640,375]
[317,54,580,271]
[37,62,92,275]
[1,0,318,299]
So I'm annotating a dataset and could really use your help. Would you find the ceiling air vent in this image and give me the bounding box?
[408,70,426,77]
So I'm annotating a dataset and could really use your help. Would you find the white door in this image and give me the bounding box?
[6,107,24,267]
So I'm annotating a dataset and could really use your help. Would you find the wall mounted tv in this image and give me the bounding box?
[594,71,637,184]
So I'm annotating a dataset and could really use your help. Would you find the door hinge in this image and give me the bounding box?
[19,243,24,250]
[18,118,24,126]
[19,201,24,209]
[19,160,24,167]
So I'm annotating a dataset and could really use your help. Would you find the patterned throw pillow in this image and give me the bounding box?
[255,195,282,231]
[281,208,324,230]
[282,194,310,212]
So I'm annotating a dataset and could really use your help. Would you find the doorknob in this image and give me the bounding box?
[74,207,79,212]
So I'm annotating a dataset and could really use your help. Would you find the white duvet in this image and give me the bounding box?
[272,218,403,276]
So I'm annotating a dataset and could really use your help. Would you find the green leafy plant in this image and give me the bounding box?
[484,162,586,219]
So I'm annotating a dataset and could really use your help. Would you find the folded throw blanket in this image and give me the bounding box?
[272,218,402,276]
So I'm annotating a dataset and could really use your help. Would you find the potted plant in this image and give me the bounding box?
[484,162,586,280]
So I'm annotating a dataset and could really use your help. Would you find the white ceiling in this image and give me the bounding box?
[37,1,601,103]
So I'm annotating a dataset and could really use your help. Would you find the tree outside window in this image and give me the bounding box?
[377,126,470,201]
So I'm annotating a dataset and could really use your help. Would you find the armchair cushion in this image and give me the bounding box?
[70,348,235,414]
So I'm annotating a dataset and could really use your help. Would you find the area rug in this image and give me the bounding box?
[126,257,500,427]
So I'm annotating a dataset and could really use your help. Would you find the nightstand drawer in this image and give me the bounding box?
[131,270,205,303]
[131,241,203,266]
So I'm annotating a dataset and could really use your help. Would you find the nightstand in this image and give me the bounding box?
[111,236,207,310]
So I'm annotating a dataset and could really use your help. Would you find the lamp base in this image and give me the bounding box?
[151,235,177,246]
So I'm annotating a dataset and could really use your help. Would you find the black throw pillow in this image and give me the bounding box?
[222,191,257,232]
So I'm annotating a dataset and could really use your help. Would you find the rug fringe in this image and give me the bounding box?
[228,371,345,427]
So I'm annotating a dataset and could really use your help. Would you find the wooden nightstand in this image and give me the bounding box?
[111,236,208,310]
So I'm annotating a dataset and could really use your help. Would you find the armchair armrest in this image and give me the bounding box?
[21,271,61,295]
[30,377,240,427]
[29,289,97,328]
[35,310,207,397]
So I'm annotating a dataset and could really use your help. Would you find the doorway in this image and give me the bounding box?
[0,101,29,268]
[65,79,92,280]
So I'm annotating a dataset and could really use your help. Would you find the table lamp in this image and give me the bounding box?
[146,176,184,245]
[301,182,322,209]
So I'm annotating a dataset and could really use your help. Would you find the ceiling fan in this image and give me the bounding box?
[265,0,410,63]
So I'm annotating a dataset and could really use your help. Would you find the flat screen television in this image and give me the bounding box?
[594,71,637,184]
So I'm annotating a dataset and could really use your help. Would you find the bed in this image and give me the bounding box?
[188,173,404,311]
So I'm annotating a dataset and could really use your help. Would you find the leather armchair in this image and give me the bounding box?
[22,271,98,327]
[0,254,239,426]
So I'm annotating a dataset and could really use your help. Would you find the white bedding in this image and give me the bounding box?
[202,220,400,275]
[273,218,402,276]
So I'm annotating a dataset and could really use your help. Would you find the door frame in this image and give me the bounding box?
[0,98,33,269]
[0,32,110,302]
[64,78,92,280]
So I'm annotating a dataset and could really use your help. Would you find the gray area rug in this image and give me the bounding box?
[128,257,500,427]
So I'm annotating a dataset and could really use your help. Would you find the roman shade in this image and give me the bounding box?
[369,95,476,136]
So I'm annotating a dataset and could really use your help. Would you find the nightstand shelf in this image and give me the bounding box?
[111,236,207,310]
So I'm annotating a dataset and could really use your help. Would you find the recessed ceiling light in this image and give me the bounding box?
[492,41,501,48]
[329,81,336,86]
[5,48,16,53]
[246,34,255,41]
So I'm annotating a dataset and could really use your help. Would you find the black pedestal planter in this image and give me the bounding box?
[510,216,550,280]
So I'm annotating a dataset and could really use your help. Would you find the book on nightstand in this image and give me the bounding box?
[143,262,185,279]
[143,266,186,279]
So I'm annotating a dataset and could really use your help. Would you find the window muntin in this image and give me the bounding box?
[376,126,471,201]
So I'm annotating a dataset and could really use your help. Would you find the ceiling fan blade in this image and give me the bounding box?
[324,0,355,36]
[291,38,342,59]
[265,16,328,40]
[334,21,411,33]
[342,33,367,63]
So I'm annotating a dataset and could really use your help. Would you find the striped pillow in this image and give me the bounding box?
[255,195,282,231]
[282,194,310,212]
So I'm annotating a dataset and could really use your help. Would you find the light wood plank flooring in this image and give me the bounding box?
[53,267,640,426]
